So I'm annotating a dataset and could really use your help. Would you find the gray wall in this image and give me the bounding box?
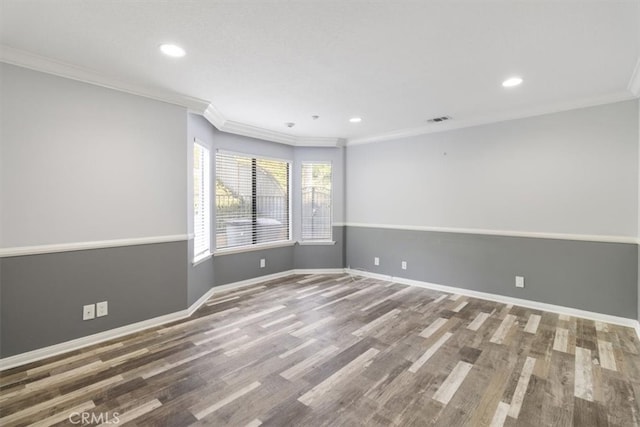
[0,63,188,247]
[214,246,294,286]
[347,227,637,318]
[1,242,187,357]
[0,65,190,357]
[346,100,639,237]
[345,101,639,319]
[294,226,345,270]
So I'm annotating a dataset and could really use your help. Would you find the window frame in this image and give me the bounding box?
[214,150,293,254]
[193,140,211,264]
[300,161,334,243]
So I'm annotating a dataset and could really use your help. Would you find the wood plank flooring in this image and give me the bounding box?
[1,273,640,426]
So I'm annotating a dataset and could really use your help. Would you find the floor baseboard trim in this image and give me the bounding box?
[345,269,640,333]
[0,310,190,371]
[292,268,346,275]
[0,268,344,371]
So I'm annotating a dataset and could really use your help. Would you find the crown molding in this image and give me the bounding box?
[0,45,210,112]
[347,91,637,146]
[203,103,227,129]
[202,114,345,147]
[628,56,640,97]
[3,45,636,149]
[1,46,343,147]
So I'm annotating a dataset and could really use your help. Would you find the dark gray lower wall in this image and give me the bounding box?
[187,238,214,306]
[293,226,345,269]
[190,227,345,304]
[346,226,638,319]
[0,241,188,358]
[213,245,295,286]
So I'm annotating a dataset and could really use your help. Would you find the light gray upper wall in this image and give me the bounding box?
[346,100,639,238]
[292,146,345,241]
[0,63,189,248]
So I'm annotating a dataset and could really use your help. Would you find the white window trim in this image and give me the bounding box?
[192,252,212,266]
[297,240,336,246]
[300,160,333,242]
[213,240,295,256]
[193,140,211,263]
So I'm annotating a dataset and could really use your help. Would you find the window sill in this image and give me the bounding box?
[297,240,336,246]
[214,241,295,257]
[192,252,212,267]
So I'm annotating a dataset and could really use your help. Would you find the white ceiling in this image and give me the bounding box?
[1,1,639,145]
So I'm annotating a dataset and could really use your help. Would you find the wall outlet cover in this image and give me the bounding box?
[260,258,266,268]
[515,276,525,288]
[374,257,380,266]
[401,261,407,270]
[96,301,108,317]
[83,304,95,320]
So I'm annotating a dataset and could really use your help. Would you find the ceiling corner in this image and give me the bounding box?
[628,56,640,97]
[295,137,346,147]
[203,104,227,129]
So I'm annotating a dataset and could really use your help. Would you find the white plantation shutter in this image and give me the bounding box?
[216,151,290,250]
[301,162,332,241]
[193,143,211,258]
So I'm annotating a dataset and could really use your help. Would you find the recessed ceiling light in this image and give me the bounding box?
[502,77,523,88]
[160,44,186,58]
[349,117,362,123]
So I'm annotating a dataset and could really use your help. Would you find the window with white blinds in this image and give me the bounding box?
[193,142,211,259]
[215,151,290,250]
[301,162,332,241]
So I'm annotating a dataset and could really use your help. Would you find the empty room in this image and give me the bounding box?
[1,1,639,426]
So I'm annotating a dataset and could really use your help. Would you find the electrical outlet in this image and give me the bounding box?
[401,261,407,270]
[83,304,95,320]
[260,258,266,268]
[515,276,525,288]
[96,301,108,317]
[374,257,380,266]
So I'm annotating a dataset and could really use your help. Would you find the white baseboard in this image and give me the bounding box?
[0,310,190,371]
[292,268,346,275]
[345,269,640,333]
[0,268,343,371]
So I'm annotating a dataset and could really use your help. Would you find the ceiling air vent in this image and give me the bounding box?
[426,116,452,123]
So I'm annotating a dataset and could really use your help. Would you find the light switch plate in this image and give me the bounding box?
[96,301,108,317]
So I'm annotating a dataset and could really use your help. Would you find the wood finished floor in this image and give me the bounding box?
[2,273,640,426]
